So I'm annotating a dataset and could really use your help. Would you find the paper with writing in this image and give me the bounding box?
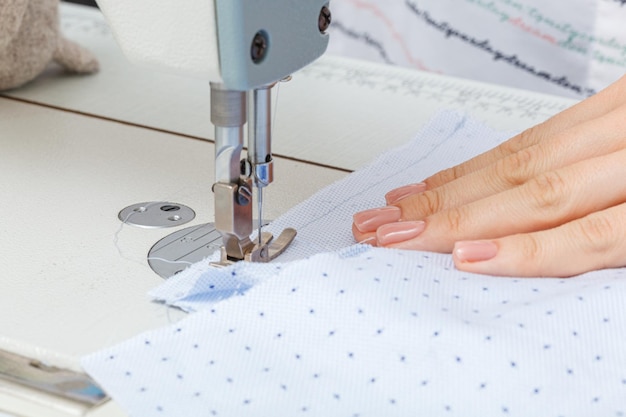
[327,0,626,99]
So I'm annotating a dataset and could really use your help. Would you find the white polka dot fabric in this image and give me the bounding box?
[83,246,626,416]
[149,111,510,312]
[82,111,626,416]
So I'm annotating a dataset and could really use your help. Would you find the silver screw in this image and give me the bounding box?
[319,5,331,33]
[236,184,252,206]
[251,31,268,64]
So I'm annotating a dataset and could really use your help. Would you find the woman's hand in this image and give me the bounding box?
[352,75,626,277]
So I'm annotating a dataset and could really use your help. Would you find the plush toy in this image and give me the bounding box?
[0,0,98,91]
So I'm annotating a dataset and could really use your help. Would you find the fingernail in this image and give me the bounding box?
[454,241,498,263]
[353,206,401,233]
[385,183,427,204]
[376,221,426,246]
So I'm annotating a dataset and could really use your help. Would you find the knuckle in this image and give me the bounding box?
[428,164,465,187]
[517,126,540,148]
[417,190,445,216]
[526,171,568,211]
[495,147,534,187]
[518,233,544,264]
[450,164,467,183]
[576,214,614,253]
[441,207,465,235]
[497,127,536,156]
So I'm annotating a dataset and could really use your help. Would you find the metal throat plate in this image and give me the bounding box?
[147,221,271,278]
[147,222,223,278]
[118,202,195,228]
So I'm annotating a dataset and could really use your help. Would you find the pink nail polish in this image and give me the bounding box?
[385,183,427,205]
[376,221,426,246]
[454,241,498,263]
[353,206,401,233]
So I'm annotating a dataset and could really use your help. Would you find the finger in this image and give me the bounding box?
[353,206,401,234]
[424,75,626,189]
[357,78,626,251]
[452,202,626,277]
[393,141,553,223]
[395,103,626,222]
[352,206,401,245]
[385,182,427,205]
[380,147,626,252]
[352,223,377,246]
[424,125,544,189]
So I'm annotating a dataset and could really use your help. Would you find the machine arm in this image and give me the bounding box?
[96,0,332,264]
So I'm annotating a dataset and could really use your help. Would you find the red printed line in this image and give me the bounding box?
[345,0,434,71]
[507,17,558,45]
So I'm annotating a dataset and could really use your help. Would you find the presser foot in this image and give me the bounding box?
[211,228,297,267]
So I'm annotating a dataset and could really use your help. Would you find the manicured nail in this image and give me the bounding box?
[353,206,401,233]
[385,183,427,205]
[376,221,426,246]
[454,241,498,263]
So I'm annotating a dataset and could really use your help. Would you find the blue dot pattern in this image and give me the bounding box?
[149,111,512,312]
[83,246,626,417]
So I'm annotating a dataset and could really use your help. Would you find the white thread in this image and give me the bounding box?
[113,198,195,268]
[146,257,195,266]
[272,82,281,131]
[113,201,162,264]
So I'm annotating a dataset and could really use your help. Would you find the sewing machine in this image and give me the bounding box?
[95,0,331,266]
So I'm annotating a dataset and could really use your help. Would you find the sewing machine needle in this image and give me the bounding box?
[257,187,263,247]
